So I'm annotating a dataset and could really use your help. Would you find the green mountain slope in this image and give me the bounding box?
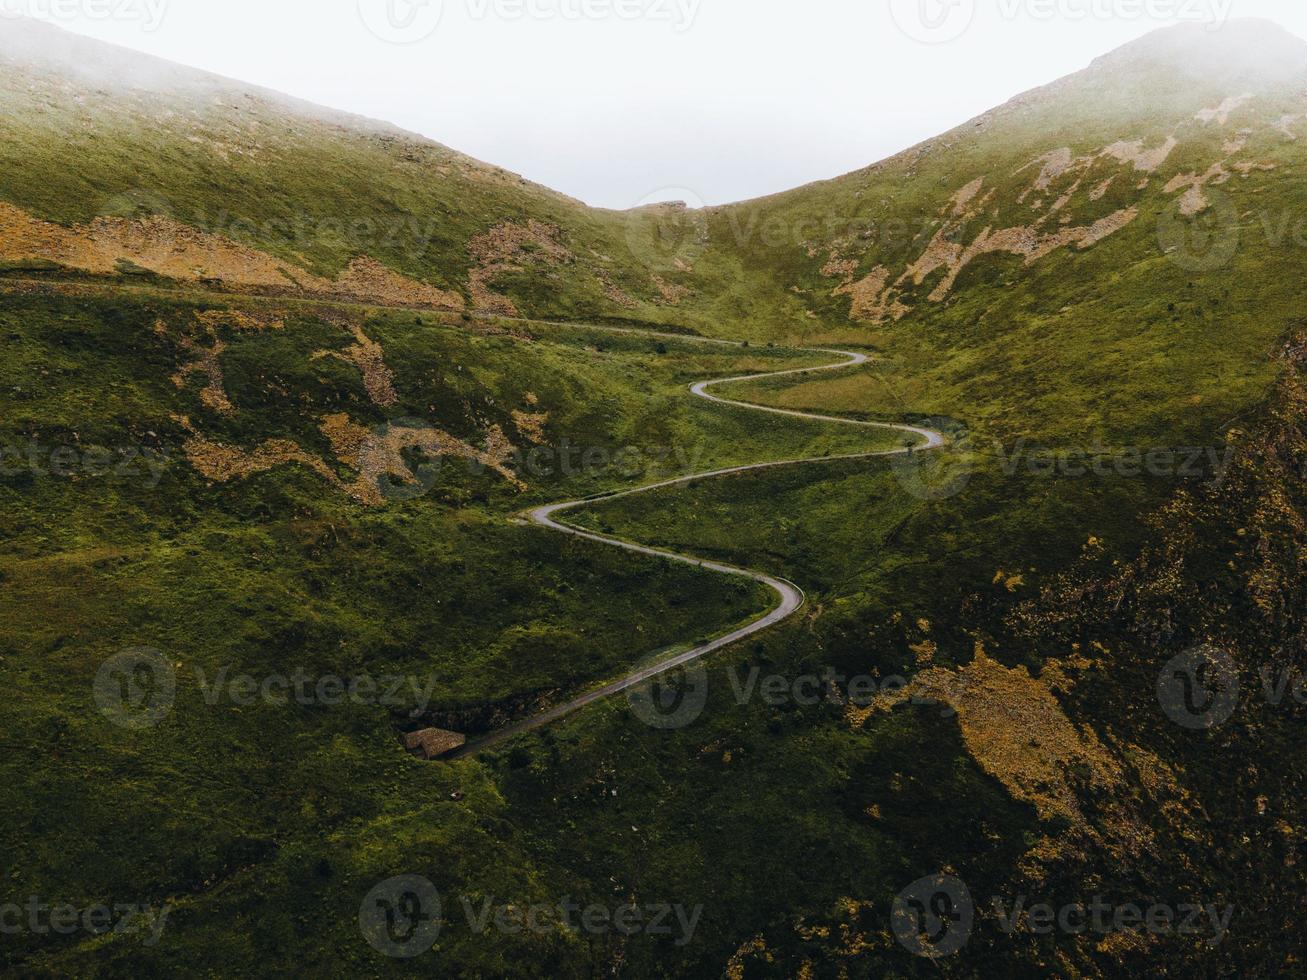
[695,20,1307,443]
[0,16,808,332]
[1,17,1305,979]
[6,18,1307,376]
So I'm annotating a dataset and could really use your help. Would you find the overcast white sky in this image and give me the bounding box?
[9,0,1307,208]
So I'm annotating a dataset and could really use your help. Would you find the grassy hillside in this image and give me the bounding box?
[691,21,1307,448]
[0,285,906,974]
[11,283,1299,977]
[1,17,1305,979]
[0,17,808,334]
[5,18,1305,383]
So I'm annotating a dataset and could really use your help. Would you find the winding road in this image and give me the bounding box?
[445,345,945,760]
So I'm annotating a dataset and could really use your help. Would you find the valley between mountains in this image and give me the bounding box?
[0,15,1304,978]
[446,344,946,759]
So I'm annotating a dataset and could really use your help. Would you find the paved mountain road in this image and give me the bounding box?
[445,345,945,760]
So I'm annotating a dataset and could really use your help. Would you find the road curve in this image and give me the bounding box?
[445,345,945,760]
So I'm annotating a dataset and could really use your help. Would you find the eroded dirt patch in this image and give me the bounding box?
[174,333,233,413]
[850,640,1191,879]
[182,424,340,487]
[651,274,689,305]
[1195,93,1254,125]
[596,269,638,309]
[0,202,464,311]
[183,410,525,507]
[832,266,907,324]
[161,309,284,415]
[820,122,1281,324]
[899,205,1139,303]
[857,646,1122,829]
[345,418,523,506]
[1164,163,1231,215]
[511,399,549,445]
[166,303,525,505]
[312,314,398,408]
[1101,136,1178,172]
[333,256,463,311]
[467,220,573,316]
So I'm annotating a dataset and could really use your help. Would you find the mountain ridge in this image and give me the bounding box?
[3,16,1306,346]
[8,16,1304,209]
[734,19,1307,204]
[2,15,1305,978]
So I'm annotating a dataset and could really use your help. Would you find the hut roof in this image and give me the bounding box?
[404,728,466,760]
